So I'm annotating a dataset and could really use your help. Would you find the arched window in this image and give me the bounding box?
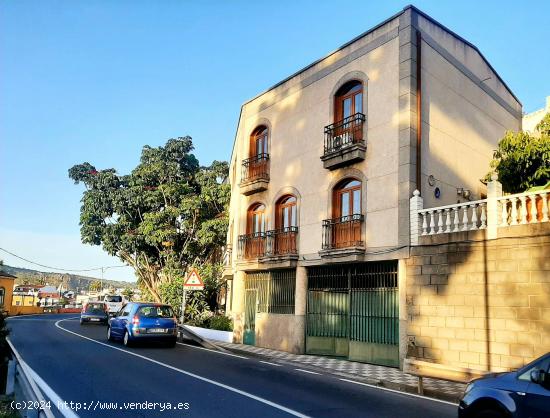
[274,195,298,255]
[333,179,362,219]
[276,195,297,229]
[250,126,268,158]
[247,203,266,234]
[0,287,5,307]
[334,80,363,122]
[244,203,266,258]
[329,179,363,248]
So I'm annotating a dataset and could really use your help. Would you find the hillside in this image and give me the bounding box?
[1,265,136,291]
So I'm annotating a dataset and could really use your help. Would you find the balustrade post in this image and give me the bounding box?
[486,174,502,239]
[436,210,444,234]
[470,204,478,230]
[421,213,428,236]
[452,207,460,232]
[410,190,424,245]
[542,192,549,222]
[510,197,519,225]
[480,203,487,229]
[519,196,528,224]
[461,206,469,232]
[429,212,436,235]
[444,209,452,233]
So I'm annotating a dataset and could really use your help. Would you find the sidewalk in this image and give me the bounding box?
[216,341,465,403]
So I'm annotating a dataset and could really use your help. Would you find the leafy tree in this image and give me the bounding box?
[69,137,230,302]
[89,281,102,292]
[486,113,550,193]
[122,287,135,301]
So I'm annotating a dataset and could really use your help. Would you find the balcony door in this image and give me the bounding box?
[333,179,362,248]
[334,81,363,144]
[275,196,297,255]
[248,126,269,180]
[246,203,266,258]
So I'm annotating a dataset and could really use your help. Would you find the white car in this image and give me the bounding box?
[103,295,123,316]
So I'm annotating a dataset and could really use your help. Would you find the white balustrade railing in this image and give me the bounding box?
[418,200,487,236]
[497,190,550,226]
[410,184,550,243]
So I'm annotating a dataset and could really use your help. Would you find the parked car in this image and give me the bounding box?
[80,302,109,325]
[107,303,178,347]
[103,294,123,316]
[459,352,550,418]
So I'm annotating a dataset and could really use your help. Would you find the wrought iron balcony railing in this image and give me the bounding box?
[266,227,298,256]
[241,153,270,184]
[238,227,299,260]
[322,214,364,250]
[323,113,366,155]
[238,232,267,259]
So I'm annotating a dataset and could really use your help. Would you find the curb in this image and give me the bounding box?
[217,344,461,404]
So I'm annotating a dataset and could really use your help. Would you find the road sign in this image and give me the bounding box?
[184,268,204,290]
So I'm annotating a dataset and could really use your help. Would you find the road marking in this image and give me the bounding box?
[259,361,282,367]
[338,378,458,406]
[55,319,310,418]
[294,368,321,375]
[176,342,249,360]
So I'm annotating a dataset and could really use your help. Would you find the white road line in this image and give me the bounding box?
[55,319,310,418]
[259,361,282,367]
[338,378,458,406]
[176,342,249,360]
[294,369,321,375]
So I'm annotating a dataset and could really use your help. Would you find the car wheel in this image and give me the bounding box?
[474,410,505,418]
[167,339,177,348]
[80,319,84,325]
[123,330,132,347]
[107,326,114,341]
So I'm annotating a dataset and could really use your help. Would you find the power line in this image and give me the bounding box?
[0,247,127,273]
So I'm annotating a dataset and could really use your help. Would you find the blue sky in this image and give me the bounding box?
[1,0,549,281]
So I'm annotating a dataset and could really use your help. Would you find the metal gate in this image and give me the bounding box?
[243,270,295,346]
[244,289,257,345]
[306,261,399,367]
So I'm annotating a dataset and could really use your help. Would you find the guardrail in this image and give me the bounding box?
[5,338,56,418]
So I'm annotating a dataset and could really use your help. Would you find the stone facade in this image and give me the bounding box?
[406,223,550,373]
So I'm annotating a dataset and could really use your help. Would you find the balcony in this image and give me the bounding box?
[320,214,365,257]
[262,227,299,263]
[238,232,266,260]
[320,113,366,170]
[238,227,299,266]
[240,154,270,195]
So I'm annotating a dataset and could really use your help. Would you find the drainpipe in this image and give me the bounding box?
[416,30,422,194]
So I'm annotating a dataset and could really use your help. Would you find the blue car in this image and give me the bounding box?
[459,352,550,418]
[107,302,178,347]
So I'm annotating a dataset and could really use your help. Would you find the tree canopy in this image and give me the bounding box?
[69,137,230,302]
[486,113,550,193]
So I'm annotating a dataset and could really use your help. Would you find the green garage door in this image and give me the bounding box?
[306,261,399,367]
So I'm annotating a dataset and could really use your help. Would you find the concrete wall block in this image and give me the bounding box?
[431,338,449,350]
[459,351,479,365]
[446,317,464,328]
[500,355,524,369]
[430,274,448,285]
[517,332,542,346]
[468,340,488,354]
[510,344,534,358]
[455,328,475,340]
[431,254,448,264]
[490,342,511,356]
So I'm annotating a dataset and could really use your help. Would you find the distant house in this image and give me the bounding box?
[0,271,16,311]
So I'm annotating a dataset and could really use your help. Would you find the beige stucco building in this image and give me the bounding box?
[222,5,522,368]
[522,95,550,135]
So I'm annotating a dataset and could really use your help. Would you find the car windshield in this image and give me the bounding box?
[138,305,174,318]
[85,304,104,313]
[105,296,122,303]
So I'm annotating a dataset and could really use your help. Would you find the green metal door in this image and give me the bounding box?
[243,289,257,345]
[306,261,399,367]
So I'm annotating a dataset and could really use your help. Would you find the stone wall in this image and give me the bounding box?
[406,223,550,373]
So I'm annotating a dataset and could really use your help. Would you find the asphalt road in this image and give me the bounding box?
[8,314,457,418]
